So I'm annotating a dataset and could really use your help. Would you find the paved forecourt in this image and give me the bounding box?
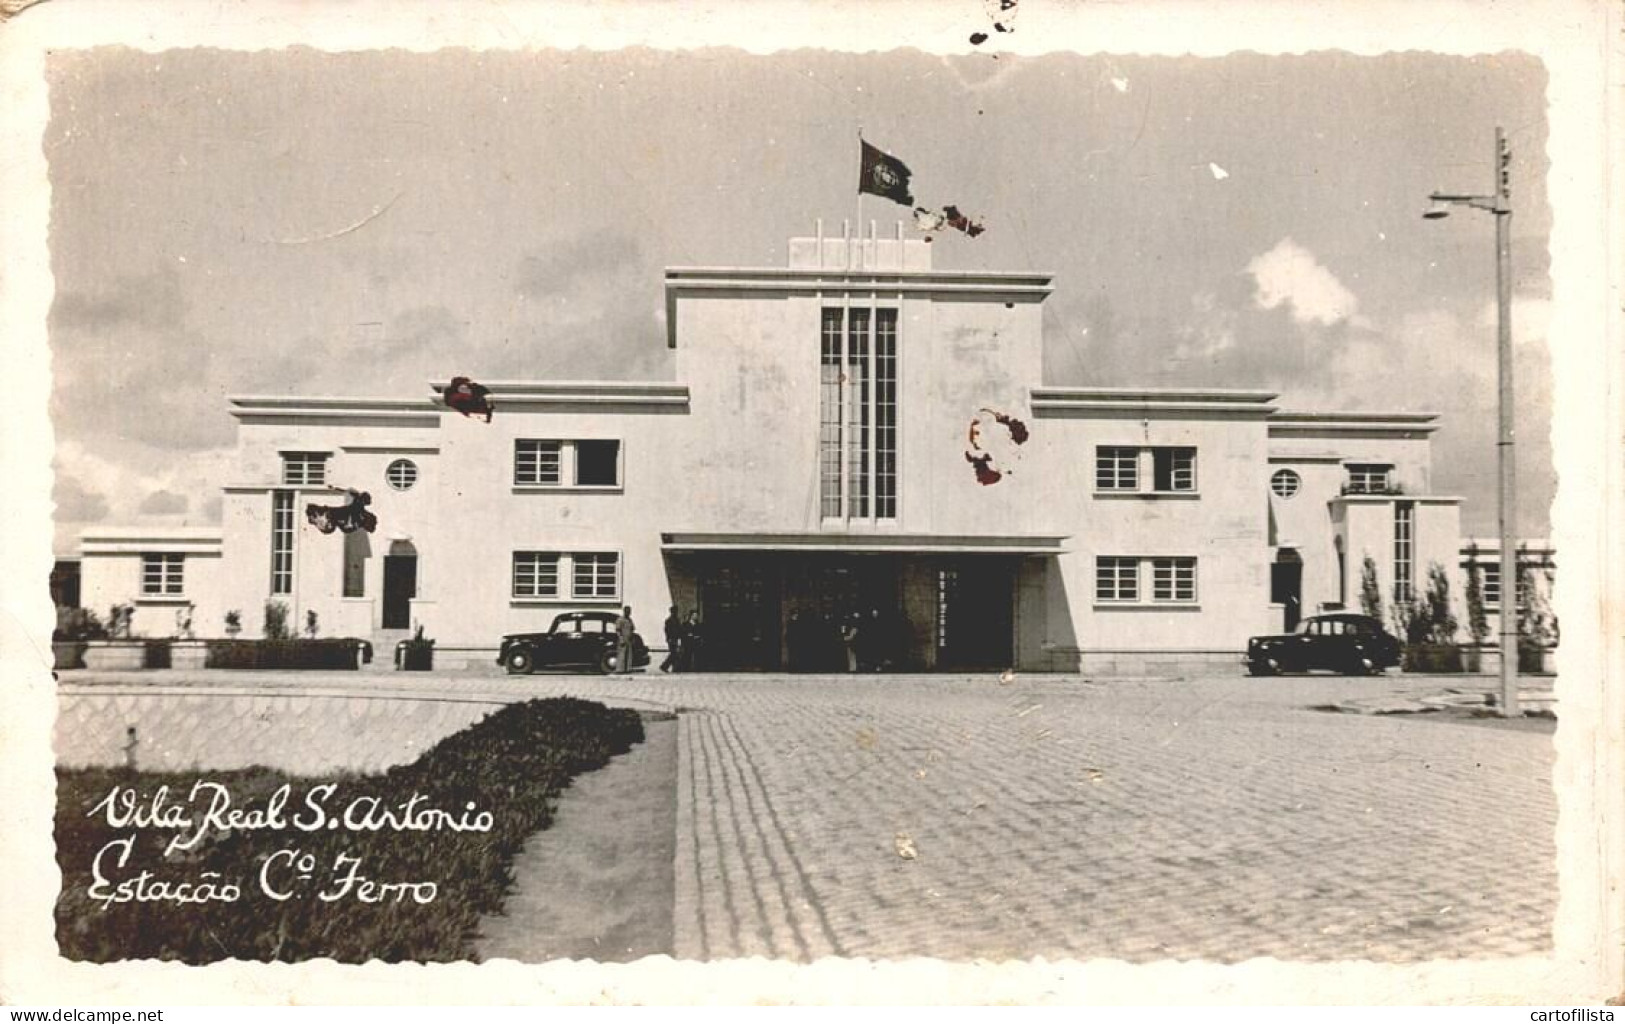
[494,670,1557,964]
[58,668,1556,963]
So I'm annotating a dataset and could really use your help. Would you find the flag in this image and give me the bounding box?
[859,140,915,207]
[914,204,987,239]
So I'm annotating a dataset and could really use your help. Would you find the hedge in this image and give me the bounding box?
[1402,643,1465,673]
[204,639,371,670]
[54,697,646,963]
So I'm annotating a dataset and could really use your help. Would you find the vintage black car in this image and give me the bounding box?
[1245,613,1401,676]
[498,611,650,675]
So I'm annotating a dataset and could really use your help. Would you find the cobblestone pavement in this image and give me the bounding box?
[503,671,1557,964]
[59,668,1557,963]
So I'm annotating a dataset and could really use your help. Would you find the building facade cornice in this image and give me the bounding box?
[1031,387,1279,418]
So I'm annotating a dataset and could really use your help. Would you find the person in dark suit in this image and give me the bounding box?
[660,605,682,673]
[681,611,703,672]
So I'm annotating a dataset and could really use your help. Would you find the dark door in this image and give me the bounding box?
[937,560,1014,670]
[1271,559,1303,632]
[700,562,779,670]
[382,555,417,629]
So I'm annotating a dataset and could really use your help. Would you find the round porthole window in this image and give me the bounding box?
[1271,468,1301,499]
[386,458,418,491]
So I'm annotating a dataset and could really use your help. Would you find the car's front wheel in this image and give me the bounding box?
[504,648,535,675]
[1247,656,1278,676]
[1343,649,1380,676]
[597,649,619,675]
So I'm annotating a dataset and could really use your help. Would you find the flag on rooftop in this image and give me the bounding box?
[858,139,915,207]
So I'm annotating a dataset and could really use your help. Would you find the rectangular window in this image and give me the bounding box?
[1393,501,1414,604]
[281,452,328,486]
[515,440,622,488]
[1152,448,1197,492]
[1095,557,1141,602]
[574,440,621,487]
[1479,562,1533,612]
[512,552,561,599]
[1095,447,1139,491]
[819,306,898,521]
[1097,556,1199,604]
[1480,564,1501,607]
[1095,446,1196,493]
[1151,557,1197,602]
[140,553,184,596]
[514,440,563,486]
[1348,463,1394,495]
[572,552,620,599]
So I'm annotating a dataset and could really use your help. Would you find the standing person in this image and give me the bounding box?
[660,605,682,673]
[865,607,886,672]
[615,605,635,676]
[841,613,861,673]
[785,609,804,672]
[682,611,703,672]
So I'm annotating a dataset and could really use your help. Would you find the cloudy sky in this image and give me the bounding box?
[45,47,1552,554]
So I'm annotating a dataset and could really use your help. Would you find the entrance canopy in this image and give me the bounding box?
[659,532,1068,555]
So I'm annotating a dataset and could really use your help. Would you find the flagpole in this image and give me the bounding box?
[855,127,863,271]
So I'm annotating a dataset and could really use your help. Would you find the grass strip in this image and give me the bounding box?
[55,697,644,963]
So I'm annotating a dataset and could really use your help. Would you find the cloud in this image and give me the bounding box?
[52,441,238,553]
[54,474,109,522]
[1246,238,1359,327]
[138,489,189,514]
[50,266,233,451]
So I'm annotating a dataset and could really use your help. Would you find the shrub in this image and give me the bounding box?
[263,600,291,640]
[223,610,242,638]
[1403,643,1464,673]
[1462,545,1491,647]
[54,608,108,643]
[54,697,646,963]
[204,639,367,670]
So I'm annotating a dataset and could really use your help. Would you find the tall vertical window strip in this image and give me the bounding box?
[819,307,898,521]
[875,309,898,518]
[846,308,871,519]
[819,310,845,519]
[1393,501,1414,604]
[270,490,294,595]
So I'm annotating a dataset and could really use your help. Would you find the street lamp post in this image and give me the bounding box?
[1423,126,1519,718]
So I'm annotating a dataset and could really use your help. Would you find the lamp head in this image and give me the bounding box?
[1422,200,1451,220]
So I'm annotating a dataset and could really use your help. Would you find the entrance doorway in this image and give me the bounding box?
[935,560,1015,669]
[382,546,417,630]
[1271,548,1303,632]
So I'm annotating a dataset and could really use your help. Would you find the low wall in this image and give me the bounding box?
[1039,649,1245,676]
[55,688,505,774]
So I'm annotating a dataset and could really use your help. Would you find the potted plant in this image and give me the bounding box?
[52,607,107,670]
[84,602,146,671]
[1517,563,1560,674]
[397,624,435,671]
[1462,545,1490,673]
[223,609,242,638]
[1395,563,1462,673]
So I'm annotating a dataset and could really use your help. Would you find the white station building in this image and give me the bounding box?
[77,233,1552,672]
